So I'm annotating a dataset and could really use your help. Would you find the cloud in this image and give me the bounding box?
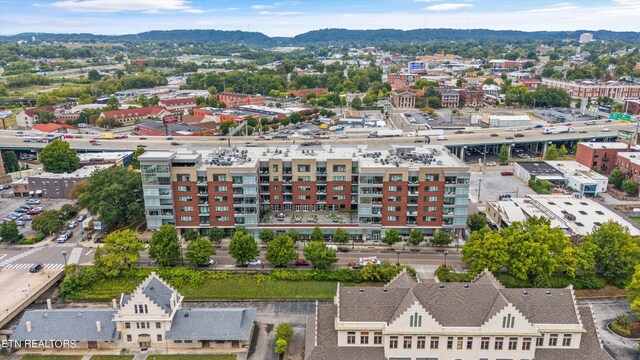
[226,7,240,11]
[251,4,274,10]
[49,0,201,13]
[527,3,578,13]
[259,11,300,16]
[182,9,207,13]
[425,3,473,11]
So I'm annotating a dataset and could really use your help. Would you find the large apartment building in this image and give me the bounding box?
[139,145,470,240]
[541,78,640,101]
[305,270,611,360]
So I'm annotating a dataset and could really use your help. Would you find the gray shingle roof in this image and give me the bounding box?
[501,288,580,324]
[10,310,118,342]
[386,270,417,289]
[165,308,256,341]
[306,304,386,360]
[534,306,613,360]
[339,286,410,322]
[122,276,176,314]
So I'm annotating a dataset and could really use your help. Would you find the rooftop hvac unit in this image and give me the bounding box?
[564,213,576,221]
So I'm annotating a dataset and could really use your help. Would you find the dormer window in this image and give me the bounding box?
[502,314,515,328]
[409,312,422,327]
[134,304,148,314]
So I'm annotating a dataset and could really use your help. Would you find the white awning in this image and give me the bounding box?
[29,191,34,195]
[35,190,42,194]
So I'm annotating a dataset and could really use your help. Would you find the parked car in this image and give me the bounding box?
[19,215,33,221]
[295,259,310,266]
[68,221,78,229]
[26,209,41,215]
[29,263,43,273]
[514,133,525,138]
[34,206,44,212]
[359,257,381,266]
[501,171,514,176]
[338,247,350,253]
[246,259,263,266]
[14,208,28,213]
[486,162,497,167]
[26,199,40,205]
[56,234,68,243]
[15,220,25,227]
[78,214,87,222]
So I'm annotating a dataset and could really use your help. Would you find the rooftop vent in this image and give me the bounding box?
[184,312,190,317]
[464,284,470,289]
[438,284,445,289]
[382,287,388,293]
[545,290,552,296]
[358,288,364,294]
[522,291,529,296]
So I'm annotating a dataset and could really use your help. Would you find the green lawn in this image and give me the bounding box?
[68,276,337,302]
[147,355,236,360]
[630,216,640,225]
[22,356,83,360]
[90,356,134,360]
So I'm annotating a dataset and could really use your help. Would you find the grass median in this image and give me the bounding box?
[148,355,236,360]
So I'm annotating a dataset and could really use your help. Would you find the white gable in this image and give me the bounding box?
[387,301,443,332]
[481,303,537,334]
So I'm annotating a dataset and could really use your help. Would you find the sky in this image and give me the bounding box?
[0,0,639,37]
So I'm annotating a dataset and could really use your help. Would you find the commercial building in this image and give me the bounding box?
[139,145,470,240]
[134,120,215,137]
[614,152,640,182]
[25,165,111,199]
[32,123,78,134]
[77,151,134,168]
[480,114,531,128]
[459,90,483,107]
[305,269,610,360]
[10,273,255,351]
[513,161,564,183]
[387,72,421,89]
[579,33,594,43]
[99,107,169,126]
[575,142,636,174]
[215,93,265,108]
[390,90,417,108]
[289,88,328,98]
[546,161,608,196]
[624,99,640,115]
[488,59,536,70]
[16,106,55,128]
[157,98,197,114]
[486,194,640,237]
[436,89,460,108]
[541,79,640,101]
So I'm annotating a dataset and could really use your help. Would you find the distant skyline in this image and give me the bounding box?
[1,0,639,36]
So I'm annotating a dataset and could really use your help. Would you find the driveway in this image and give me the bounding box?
[578,298,639,360]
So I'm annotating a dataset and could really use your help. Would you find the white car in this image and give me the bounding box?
[246,259,262,266]
[505,127,517,132]
[209,259,216,266]
[436,135,447,141]
[409,118,417,124]
[486,162,497,167]
[68,221,77,229]
[359,257,381,266]
[407,132,416,137]
[601,128,611,132]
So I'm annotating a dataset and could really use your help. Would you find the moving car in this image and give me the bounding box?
[295,259,310,266]
[490,133,499,137]
[486,162,497,167]
[29,264,43,273]
[601,128,611,132]
[170,142,181,146]
[246,259,263,266]
[514,133,525,138]
[505,136,514,140]
[92,142,102,146]
[436,135,447,141]
[209,259,216,266]
[244,142,256,147]
[68,221,77,229]
[501,171,514,176]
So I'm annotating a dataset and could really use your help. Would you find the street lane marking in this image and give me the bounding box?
[0,254,6,261]
[68,248,82,264]
[85,250,94,256]
[2,263,65,270]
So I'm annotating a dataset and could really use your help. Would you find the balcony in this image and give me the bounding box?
[197,192,208,197]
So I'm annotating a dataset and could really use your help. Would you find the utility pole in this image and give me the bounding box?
[477,179,482,203]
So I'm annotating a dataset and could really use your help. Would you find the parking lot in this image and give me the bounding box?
[0,193,76,238]
[469,168,536,204]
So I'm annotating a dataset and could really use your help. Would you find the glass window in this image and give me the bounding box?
[481,337,490,350]
[389,174,403,181]
[417,336,426,349]
[429,336,439,349]
[457,336,463,350]
[523,338,531,350]
[447,337,453,349]
[143,188,159,196]
[333,176,347,181]
[180,216,193,222]
[373,332,382,345]
[360,332,369,345]
[333,165,346,173]
[466,337,473,350]
[536,337,544,347]
[333,185,345,191]
[403,336,412,349]
[562,334,571,347]
[389,336,398,349]
[347,332,355,344]
[508,337,518,350]
[549,334,558,347]
[495,337,504,350]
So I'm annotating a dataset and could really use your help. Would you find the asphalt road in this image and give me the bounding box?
[0,120,631,152]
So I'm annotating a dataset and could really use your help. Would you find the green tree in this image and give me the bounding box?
[498,145,509,163]
[275,338,288,356]
[350,96,362,110]
[431,231,453,246]
[93,230,144,277]
[627,265,640,317]
[87,69,101,81]
[583,221,640,287]
[229,230,259,266]
[468,213,488,232]
[186,237,215,267]
[276,322,293,342]
[382,229,401,245]
[31,210,63,235]
[3,151,19,173]
[259,228,275,244]
[426,96,442,109]
[502,217,578,286]
[208,226,225,243]
[408,229,424,247]
[59,204,78,220]
[559,145,569,156]
[106,97,120,111]
[462,228,509,274]
[149,224,182,267]
[39,139,79,173]
[78,93,93,105]
[544,144,559,160]
[609,169,626,189]
[621,180,638,196]
[0,222,21,243]
[130,146,145,170]
[218,120,235,135]
[183,229,199,242]
[287,229,300,242]
[333,228,349,244]
[78,167,145,228]
[266,234,297,267]
[310,226,324,242]
[303,241,337,269]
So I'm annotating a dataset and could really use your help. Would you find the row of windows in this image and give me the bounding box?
[124,321,160,329]
[126,334,163,342]
[346,331,382,345]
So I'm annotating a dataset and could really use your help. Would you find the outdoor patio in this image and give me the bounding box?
[263,211,358,225]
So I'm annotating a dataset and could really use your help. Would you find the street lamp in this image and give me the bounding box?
[396,249,401,267]
[62,250,67,267]
[443,250,448,267]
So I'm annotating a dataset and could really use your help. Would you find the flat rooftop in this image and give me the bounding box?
[546,160,608,182]
[616,152,640,166]
[29,164,111,179]
[493,194,640,237]
[517,161,564,178]
[139,144,468,171]
[579,142,635,150]
[77,151,133,162]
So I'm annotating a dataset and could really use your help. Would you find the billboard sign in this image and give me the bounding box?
[93,221,102,231]
[0,110,13,118]
[163,114,181,125]
[610,113,632,121]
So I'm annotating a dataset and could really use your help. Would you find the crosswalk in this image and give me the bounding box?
[2,263,66,270]
[0,247,42,267]
[54,242,76,248]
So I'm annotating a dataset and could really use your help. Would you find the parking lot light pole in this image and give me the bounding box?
[62,251,67,267]
[396,249,401,267]
[444,250,448,267]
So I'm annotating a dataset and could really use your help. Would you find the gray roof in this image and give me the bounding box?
[386,270,417,289]
[501,288,580,324]
[534,306,613,360]
[306,304,386,360]
[339,286,410,322]
[165,308,256,341]
[122,276,176,314]
[11,310,118,342]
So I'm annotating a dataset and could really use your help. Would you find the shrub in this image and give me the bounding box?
[611,313,632,336]
[435,265,474,283]
[60,265,100,297]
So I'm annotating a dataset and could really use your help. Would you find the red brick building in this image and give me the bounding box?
[625,100,640,115]
[542,79,640,101]
[459,90,484,107]
[99,106,168,125]
[288,88,329,98]
[387,72,421,89]
[575,142,637,174]
[158,98,197,113]
[615,152,640,182]
[216,93,265,108]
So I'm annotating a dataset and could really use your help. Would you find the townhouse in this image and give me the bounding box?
[305,270,611,360]
[138,144,470,240]
[575,142,637,175]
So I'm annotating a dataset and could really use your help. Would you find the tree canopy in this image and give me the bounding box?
[310,226,324,242]
[382,229,401,245]
[229,228,259,266]
[149,224,182,267]
[265,234,297,267]
[31,210,63,235]
[0,222,21,243]
[94,230,144,277]
[39,139,79,173]
[186,237,215,267]
[303,241,337,269]
[468,213,488,232]
[333,228,349,244]
[78,167,145,228]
